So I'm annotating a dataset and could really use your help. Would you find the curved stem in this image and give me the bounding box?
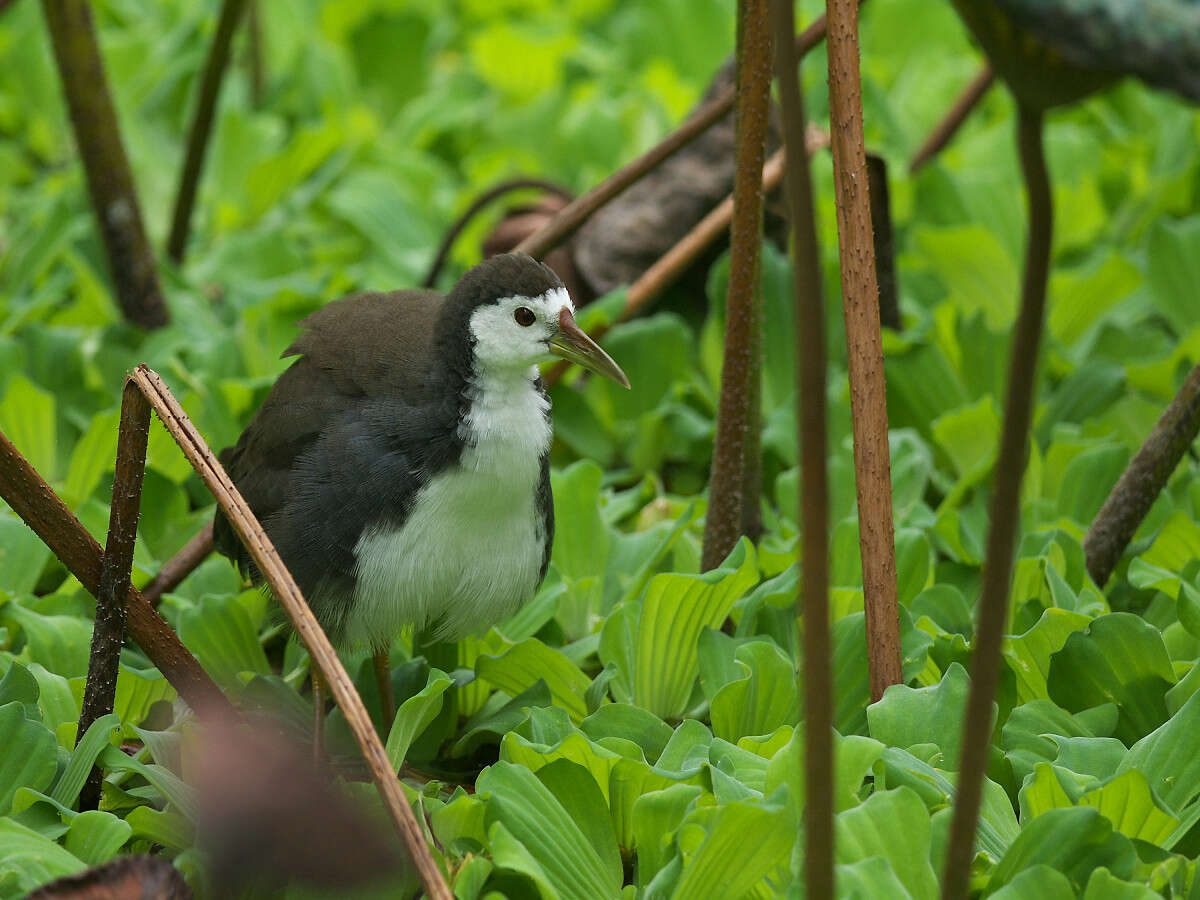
[421,178,574,288]
[941,103,1051,900]
[909,65,995,173]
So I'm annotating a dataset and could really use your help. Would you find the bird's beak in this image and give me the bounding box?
[549,308,630,389]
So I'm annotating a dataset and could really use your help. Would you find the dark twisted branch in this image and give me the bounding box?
[40,0,168,328]
[166,0,252,264]
[0,429,227,714]
[78,382,150,811]
[1085,362,1200,586]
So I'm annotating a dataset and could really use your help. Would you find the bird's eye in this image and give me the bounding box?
[514,306,536,327]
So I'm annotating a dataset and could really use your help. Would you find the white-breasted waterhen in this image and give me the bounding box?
[212,253,628,739]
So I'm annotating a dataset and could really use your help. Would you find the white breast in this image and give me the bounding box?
[346,367,551,647]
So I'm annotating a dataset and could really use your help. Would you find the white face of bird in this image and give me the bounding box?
[468,287,629,388]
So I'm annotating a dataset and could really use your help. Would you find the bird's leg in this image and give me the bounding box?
[311,667,325,765]
[374,648,396,728]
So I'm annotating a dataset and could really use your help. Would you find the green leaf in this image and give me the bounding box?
[709,640,798,742]
[632,784,703,888]
[867,662,972,769]
[835,787,938,900]
[550,460,610,583]
[580,704,674,763]
[989,865,1075,900]
[0,817,86,894]
[987,807,1135,893]
[3,604,92,678]
[1145,216,1200,337]
[63,809,131,865]
[0,516,52,597]
[915,225,1019,329]
[1004,608,1091,703]
[631,540,757,720]
[836,856,916,899]
[535,759,622,892]
[1118,688,1200,814]
[125,805,193,850]
[51,712,119,808]
[1047,612,1176,744]
[0,659,40,718]
[176,594,272,690]
[0,700,57,815]
[477,638,591,722]
[1078,769,1178,844]
[1082,868,1159,900]
[385,668,453,771]
[668,798,793,900]
[0,374,57,479]
[479,760,620,900]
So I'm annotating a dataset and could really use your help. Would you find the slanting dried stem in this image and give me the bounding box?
[166,0,252,263]
[771,0,833,895]
[126,365,452,900]
[941,104,1051,900]
[1085,362,1200,586]
[142,521,214,606]
[514,16,830,263]
[542,148,794,389]
[79,382,151,811]
[0,430,228,715]
[909,65,995,173]
[825,0,902,699]
[701,0,773,572]
[41,0,168,328]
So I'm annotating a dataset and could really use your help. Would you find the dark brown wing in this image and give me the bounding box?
[212,289,444,569]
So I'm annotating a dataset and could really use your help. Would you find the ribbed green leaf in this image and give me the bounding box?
[835,787,938,900]
[479,760,620,900]
[477,638,590,721]
[632,540,757,719]
[0,700,56,816]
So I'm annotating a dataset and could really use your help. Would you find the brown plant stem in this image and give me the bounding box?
[126,365,452,900]
[700,0,773,572]
[909,65,995,173]
[142,520,214,606]
[0,430,228,715]
[514,16,830,264]
[78,382,150,811]
[166,0,251,264]
[41,0,169,328]
[825,0,902,699]
[771,0,833,895]
[423,178,575,288]
[941,104,1051,900]
[1084,362,1200,586]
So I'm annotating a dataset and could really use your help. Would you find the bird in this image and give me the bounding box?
[212,252,628,730]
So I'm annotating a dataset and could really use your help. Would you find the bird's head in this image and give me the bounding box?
[442,253,629,388]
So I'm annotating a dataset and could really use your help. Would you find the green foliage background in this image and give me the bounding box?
[1,0,1200,897]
